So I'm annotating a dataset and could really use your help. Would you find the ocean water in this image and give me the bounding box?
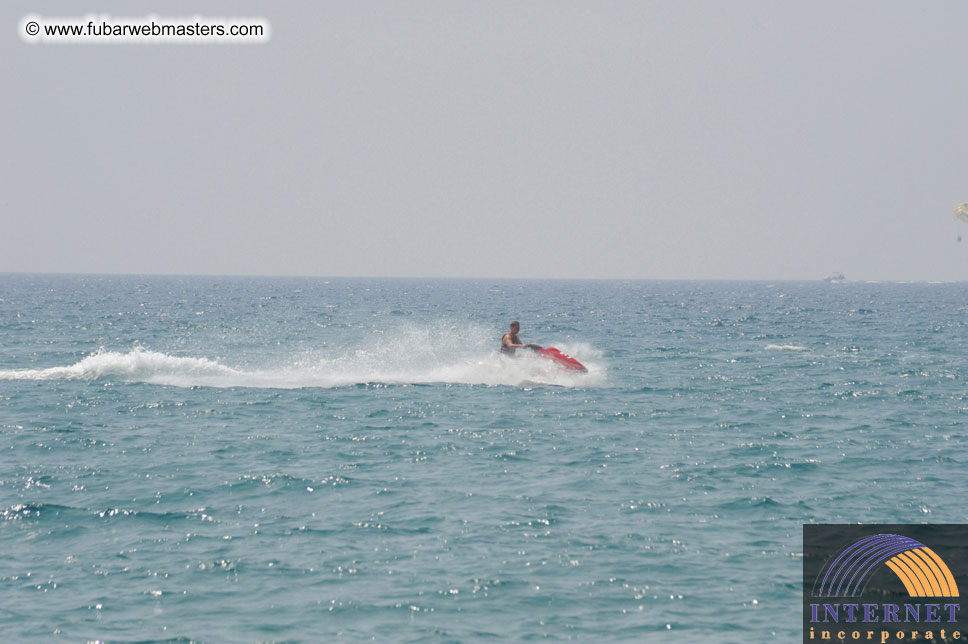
[1,275,966,643]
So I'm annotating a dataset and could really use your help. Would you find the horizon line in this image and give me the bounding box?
[0,270,963,284]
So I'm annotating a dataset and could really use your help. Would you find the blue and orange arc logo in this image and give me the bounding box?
[814,534,960,598]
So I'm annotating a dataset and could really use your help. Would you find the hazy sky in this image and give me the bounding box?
[4,1,968,280]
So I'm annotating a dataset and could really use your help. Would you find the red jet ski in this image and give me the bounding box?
[534,347,587,372]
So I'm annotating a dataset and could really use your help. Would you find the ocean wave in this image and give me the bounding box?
[0,344,604,389]
[764,344,809,352]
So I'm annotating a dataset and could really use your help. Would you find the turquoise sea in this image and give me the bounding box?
[1,275,966,642]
